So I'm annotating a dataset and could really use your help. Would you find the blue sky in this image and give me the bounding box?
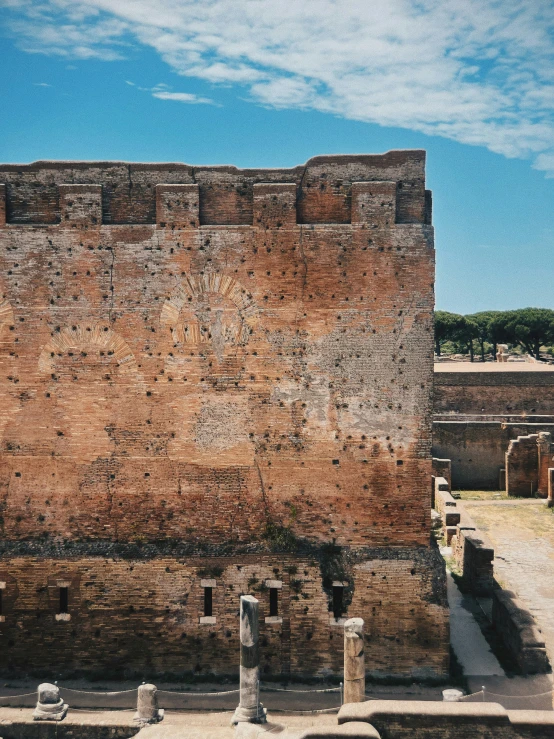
[0,0,553,314]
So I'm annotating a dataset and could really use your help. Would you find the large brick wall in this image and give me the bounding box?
[0,152,447,677]
[433,370,554,488]
[434,371,554,415]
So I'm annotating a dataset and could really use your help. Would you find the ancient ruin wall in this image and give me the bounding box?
[0,547,448,677]
[0,153,447,677]
[434,371,554,416]
[0,153,434,548]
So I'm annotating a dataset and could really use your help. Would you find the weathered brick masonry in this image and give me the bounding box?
[0,152,448,677]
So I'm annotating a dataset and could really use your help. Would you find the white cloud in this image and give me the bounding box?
[151,90,216,105]
[2,0,554,173]
[33,82,52,87]
[125,81,217,105]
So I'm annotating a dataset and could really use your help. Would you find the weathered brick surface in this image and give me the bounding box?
[0,546,448,677]
[434,372,554,416]
[432,420,554,490]
[492,590,550,674]
[0,152,447,677]
[506,435,540,496]
[338,700,554,739]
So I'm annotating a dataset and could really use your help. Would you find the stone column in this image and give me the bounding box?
[232,595,267,724]
[33,683,68,721]
[344,617,365,703]
[547,468,554,508]
[134,683,164,724]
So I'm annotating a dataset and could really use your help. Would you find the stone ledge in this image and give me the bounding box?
[299,721,381,739]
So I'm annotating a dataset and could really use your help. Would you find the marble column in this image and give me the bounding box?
[344,617,365,703]
[232,595,266,724]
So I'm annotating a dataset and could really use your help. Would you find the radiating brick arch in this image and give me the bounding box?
[160,272,259,346]
[0,300,14,336]
[38,323,137,374]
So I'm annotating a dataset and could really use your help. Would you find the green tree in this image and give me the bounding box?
[434,311,465,356]
[466,311,502,362]
[491,308,554,360]
[454,316,480,362]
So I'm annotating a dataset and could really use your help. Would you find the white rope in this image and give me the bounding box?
[458,690,485,701]
[68,708,136,713]
[271,707,340,714]
[262,687,340,694]
[0,692,36,700]
[59,687,138,696]
[485,689,553,699]
[157,689,239,697]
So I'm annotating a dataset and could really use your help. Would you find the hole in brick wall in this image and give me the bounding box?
[204,587,213,618]
[269,588,278,617]
[59,587,69,614]
[332,586,344,620]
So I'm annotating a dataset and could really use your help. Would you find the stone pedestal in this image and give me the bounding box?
[33,683,68,721]
[232,595,267,725]
[134,683,164,724]
[344,618,365,704]
[442,688,464,701]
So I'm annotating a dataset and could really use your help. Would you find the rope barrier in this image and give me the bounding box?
[263,687,340,694]
[59,687,138,696]
[157,689,239,697]
[0,692,36,700]
[67,708,136,713]
[458,690,485,702]
[279,707,340,714]
[484,689,553,699]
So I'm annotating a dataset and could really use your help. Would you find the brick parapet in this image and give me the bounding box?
[0,152,428,227]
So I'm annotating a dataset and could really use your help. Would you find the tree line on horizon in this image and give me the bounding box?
[434,308,554,362]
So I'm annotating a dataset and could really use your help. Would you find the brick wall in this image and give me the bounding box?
[432,421,554,490]
[337,700,554,739]
[0,152,447,677]
[434,373,554,416]
[0,546,448,678]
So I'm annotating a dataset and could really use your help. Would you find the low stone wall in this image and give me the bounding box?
[337,699,554,739]
[432,458,451,490]
[492,591,551,674]
[0,711,139,739]
[451,525,494,596]
[433,482,460,542]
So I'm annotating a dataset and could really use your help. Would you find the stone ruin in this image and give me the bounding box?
[0,152,448,679]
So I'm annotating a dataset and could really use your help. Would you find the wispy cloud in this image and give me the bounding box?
[151,91,216,105]
[2,0,554,173]
[125,80,217,105]
[33,82,52,87]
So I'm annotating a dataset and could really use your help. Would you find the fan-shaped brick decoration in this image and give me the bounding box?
[38,324,137,374]
[160,272,259,347]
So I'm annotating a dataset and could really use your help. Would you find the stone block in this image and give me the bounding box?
[253,183,296,228]
[493,590,551,673]
[351,181,396,227]
[59,184,102,226]
[156,184,199,228]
